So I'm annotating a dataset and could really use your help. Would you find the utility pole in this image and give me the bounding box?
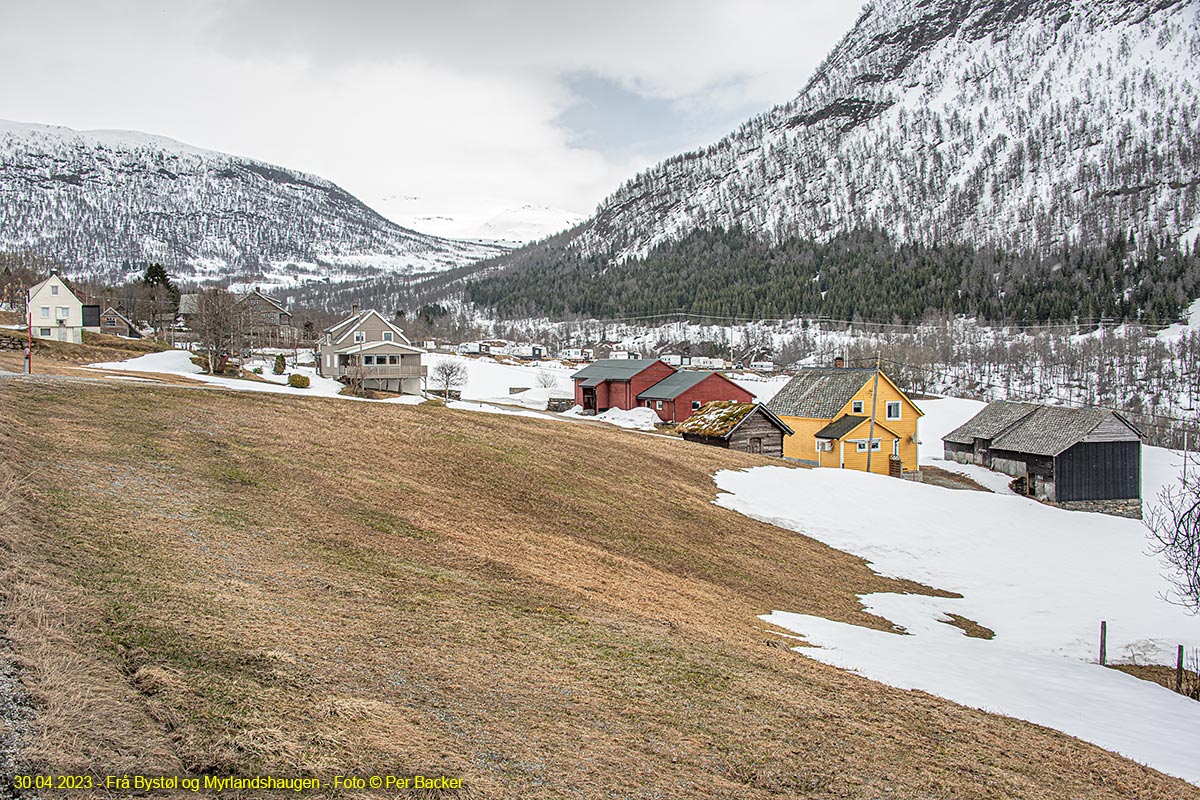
[866,353,881,473]
[24,286,32,375]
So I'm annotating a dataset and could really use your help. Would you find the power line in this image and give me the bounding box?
[869,356,1200,431]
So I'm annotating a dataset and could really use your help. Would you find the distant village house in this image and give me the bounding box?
[98,306,143,338]
[27,274,83,344]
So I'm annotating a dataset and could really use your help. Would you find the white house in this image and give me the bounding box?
[28,274,83,344]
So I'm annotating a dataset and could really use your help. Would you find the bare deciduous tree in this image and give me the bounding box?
[1145,459,1200,612]
[535,369,559,389]
[430,359,468,400]
[193,288,243,374]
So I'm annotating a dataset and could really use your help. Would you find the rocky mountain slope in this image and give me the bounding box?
[544,0,1200,262]
[0,120,507,287]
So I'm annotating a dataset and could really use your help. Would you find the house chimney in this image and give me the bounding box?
[834,356,845,369]
[352,303,360,316]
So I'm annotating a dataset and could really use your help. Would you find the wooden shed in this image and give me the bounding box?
[676,402,793,457]
[943,401,1143,517]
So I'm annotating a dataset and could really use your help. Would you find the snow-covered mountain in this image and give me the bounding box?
[0,120,507,287]
[562,0,1200,260]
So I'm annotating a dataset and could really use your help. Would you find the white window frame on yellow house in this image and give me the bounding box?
[853,438,882,453]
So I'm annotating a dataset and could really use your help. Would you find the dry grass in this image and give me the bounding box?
[939,613,997,640]
[920,465,993,493]
[0,380,1195,799]
[1110,664,1200,697]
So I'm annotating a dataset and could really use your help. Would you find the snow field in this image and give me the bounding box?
[713,397,1200,784]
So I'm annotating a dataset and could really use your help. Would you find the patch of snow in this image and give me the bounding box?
[90,349,352,398]
[560,405,661,431]
[1157,298,1200,342]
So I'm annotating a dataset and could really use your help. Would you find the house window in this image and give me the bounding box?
[389,355,399,365]
[852,400,864,413]
[856,439,881,453]
[353,332,366,343]
[57,307,69,319]
[39,328,51,336]
[886,401,901,420]
[104,317,116,325]
[364,355,375,365]
[655,400,663,410]
[40,306,49,318]
[691,401,701,410]
[383,331,393,342]
[51,285,59,295]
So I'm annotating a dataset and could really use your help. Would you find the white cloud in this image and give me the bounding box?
[0,1,862,226]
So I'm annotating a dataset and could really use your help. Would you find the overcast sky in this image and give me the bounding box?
[0,1,861,229]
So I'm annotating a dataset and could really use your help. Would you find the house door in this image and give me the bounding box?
[582,387,597,412]
[749,437,762,454]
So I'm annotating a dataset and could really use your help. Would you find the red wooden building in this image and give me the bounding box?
[572,359,754,423]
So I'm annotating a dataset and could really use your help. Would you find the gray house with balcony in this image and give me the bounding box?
[317,308,426,394]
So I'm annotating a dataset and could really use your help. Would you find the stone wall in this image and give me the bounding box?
[0,336,29,352]
[1052,498,1143,519]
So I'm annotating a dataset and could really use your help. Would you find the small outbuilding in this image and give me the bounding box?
[98,306,143,338]
[676,402,793,457]
[943,401,1143,517]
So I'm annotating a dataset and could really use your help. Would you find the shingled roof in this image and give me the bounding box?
[989,406,1140,457]
[676,402,793,438]
[572,358,662,381]
[637,370,715,400]
[942,400,1039,445]
[765,368,875,419]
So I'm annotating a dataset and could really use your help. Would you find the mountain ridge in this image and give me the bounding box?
[0,119,507,288]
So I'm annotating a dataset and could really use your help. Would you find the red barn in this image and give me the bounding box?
[572,359,754,423]
[636,371,754,423]
[573,359,676,414]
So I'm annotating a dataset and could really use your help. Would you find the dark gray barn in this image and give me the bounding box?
[676,401,793,457]
[943,401,1143,517]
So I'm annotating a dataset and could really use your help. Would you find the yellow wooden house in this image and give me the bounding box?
[765,365,923,474]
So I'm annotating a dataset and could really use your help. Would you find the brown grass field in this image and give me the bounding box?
[0,372,1196,798]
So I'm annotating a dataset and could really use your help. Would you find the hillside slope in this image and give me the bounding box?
[0,120,508,287]
[0,379,1195,798]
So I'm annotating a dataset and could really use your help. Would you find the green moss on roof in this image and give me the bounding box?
[676,401,755,437]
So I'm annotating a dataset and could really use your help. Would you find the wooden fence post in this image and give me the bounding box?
[1099,621,1107,666]
[1178,645,1185,693]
